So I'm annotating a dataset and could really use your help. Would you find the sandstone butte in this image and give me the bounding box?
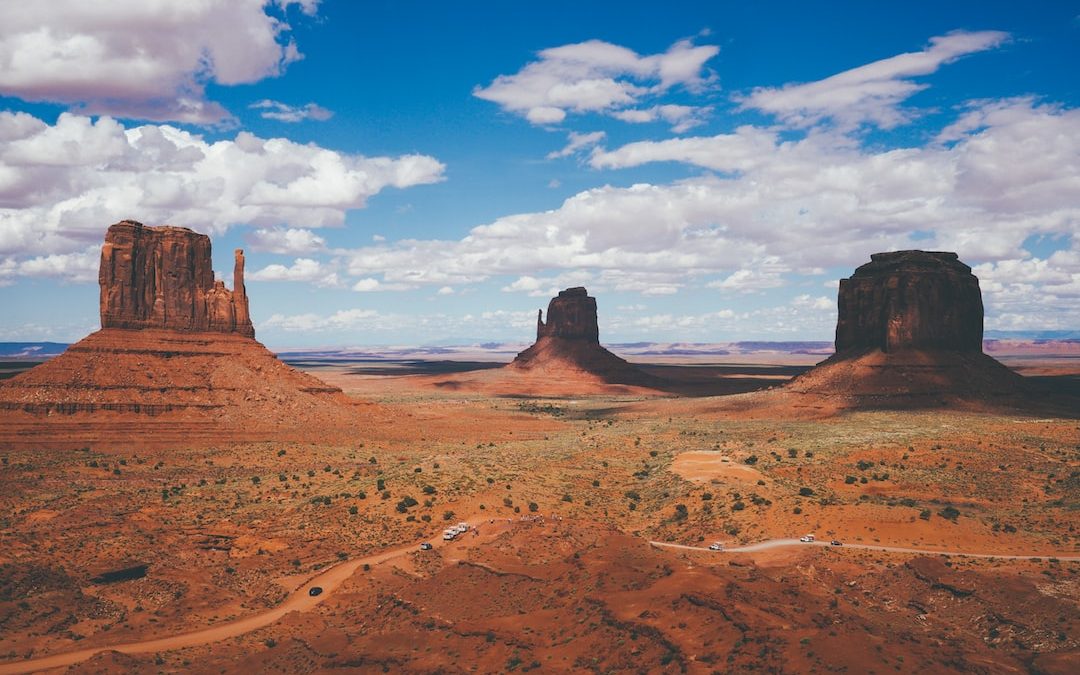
[99,220,254,337]
[0,221,363,445]
[786,250,1024,405]
[509,287,654,386]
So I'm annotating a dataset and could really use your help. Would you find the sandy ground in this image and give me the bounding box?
[0,351,1077,672]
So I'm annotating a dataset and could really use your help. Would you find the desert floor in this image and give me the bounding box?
[0,354,1077,673]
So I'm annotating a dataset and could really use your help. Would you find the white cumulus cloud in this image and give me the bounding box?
[474,37,718,126]
[0,111,445,274]
[0,0,319,123]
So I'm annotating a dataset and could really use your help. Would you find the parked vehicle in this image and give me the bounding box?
[830,540,843,546]
[420,542,433,550]
[443,529,456,540]
[708,542,724,551]
[308,586,323,597]
[799,534,815,543]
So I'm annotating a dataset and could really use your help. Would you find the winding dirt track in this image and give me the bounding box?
[650,538,1080,560]
[2,530,1077,674]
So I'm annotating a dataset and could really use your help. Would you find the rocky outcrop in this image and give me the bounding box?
[0,220,364,438]
[536,287,600,342]
[786,250,1023,407]
[99,220,254,337]
[835,251,982,354]
[511,287,654,386]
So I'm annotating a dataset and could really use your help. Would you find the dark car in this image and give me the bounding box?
[830,540,843,546]
[308,586,323,596]
[420,542,433,551]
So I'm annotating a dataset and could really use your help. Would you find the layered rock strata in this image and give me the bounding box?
[99,220,254,337]
[0,221,359,439]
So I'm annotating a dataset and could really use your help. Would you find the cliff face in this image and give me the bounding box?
[536,287,600,342]
[99,220,254,337]
[784,250,1023,407]
[835,251,983,354]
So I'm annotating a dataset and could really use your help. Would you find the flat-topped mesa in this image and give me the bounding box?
[99,220,255,338]
[536,286,600,343]
[835,250,983,354]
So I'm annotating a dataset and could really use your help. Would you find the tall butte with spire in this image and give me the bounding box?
[0,220,359,446]
[99,220,254,336]
[785,250,1024,406]
[508,287,653,386]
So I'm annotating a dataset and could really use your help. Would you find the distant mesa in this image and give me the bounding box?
[509,287,654,386]
[787,250,1024,406]
[0,220,361,444]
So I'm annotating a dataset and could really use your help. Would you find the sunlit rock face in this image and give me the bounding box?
[99,220,254,338]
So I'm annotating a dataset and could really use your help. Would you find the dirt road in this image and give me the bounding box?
[650,538,1080,560]
[3,524,1076,674]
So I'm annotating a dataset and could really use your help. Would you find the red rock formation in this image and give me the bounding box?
[786,250,1023,407]
[536,287,600,342]
[835,251,982,354]
[0,220,364,437]
[511,287,653,386]
[99,220,254,337]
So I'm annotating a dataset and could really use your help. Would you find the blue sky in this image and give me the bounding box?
[1,0,1078,347]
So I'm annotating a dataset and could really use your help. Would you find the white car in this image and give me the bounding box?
[708,542,724,551]
[442,530,456,540]
[799,534,815,543]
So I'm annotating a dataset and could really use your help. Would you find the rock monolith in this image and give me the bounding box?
[535,287,600,342]
[99,220,254,337]
[787,250,1022,406]
[0,220,357,439]
[510,287,653,386]
[834,251,982,354]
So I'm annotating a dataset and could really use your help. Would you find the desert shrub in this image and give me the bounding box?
[732,501,746,511]
[856,460,873,471]
[844,476,857,484]
[744,455,758,465]
[701,492,713,501]
[939,506,960,521]
[396,495,419,512]
[442,510,455,521]
[422,485,436,495]
[592,480,600,487]
[798,487,814,497]
[528,502,539,512]
[788,448,799,458]
[376,478,385,491]
[674,504,688,520]
[561,493,573,502]
[349,505,358,515]
[625,490,641,501]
